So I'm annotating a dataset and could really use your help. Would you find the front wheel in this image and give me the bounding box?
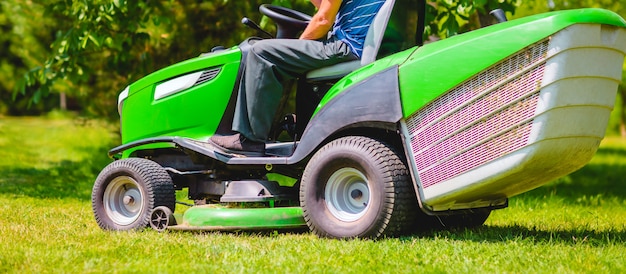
[92,158,176,231]
[300,136,417,239]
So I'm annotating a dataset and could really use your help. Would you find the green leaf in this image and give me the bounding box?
[113,0,126,9]
[444,15,460,37]
[80,33,89,48]
[88,34,101,47]
[33,89,41,104]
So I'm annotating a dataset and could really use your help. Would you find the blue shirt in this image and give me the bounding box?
[330,0,386,58]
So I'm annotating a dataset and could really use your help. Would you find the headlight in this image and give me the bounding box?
[117,86,129,116]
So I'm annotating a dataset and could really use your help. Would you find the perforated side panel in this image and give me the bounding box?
[194,67,222,86]
[406,40,549,188]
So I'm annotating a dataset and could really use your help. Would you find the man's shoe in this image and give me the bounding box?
[209,133,265,155]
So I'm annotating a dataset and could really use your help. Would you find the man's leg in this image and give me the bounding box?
[233,38,356,143]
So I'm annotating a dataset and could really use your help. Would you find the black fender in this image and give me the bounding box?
[108,66,403,167]
[287,65,403,164]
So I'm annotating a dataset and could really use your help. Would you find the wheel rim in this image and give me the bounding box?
[325,167,371,222]
[150,206,173,232]
[103,176,145,226]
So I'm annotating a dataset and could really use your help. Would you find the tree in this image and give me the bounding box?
[427,0,520,39]
[10,0,518,119]
[7,0,315,118]
[0,0,61,114]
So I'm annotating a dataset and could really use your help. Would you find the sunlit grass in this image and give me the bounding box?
[0,117,624,273]
[0,115,117,200]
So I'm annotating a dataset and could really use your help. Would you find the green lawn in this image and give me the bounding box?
[0,115,624,273]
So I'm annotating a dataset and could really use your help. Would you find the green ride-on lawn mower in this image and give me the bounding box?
[91,0,626,239]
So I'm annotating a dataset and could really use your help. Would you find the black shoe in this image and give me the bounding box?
[209,133,265,156]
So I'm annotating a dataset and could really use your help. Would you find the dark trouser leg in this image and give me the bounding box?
[233,38,356,142]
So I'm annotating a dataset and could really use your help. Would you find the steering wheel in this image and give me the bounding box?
[259,4,311,39]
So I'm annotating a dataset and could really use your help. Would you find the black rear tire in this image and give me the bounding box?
[300,136,418,239]
[92,158,176,231]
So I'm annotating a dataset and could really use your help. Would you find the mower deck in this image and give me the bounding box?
[168,205,306,231]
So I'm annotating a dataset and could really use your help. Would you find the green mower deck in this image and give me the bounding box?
[169,206,307,231]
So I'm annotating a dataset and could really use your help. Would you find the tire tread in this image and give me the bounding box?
[92,158,175,230]
[300,136,418,239]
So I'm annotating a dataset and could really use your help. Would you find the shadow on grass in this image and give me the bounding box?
[410,224,626,246]
[0,145,113,201]
[167,224,625,246]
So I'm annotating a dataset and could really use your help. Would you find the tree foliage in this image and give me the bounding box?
[3,0,313,117]
[0,0,60,114]
[0,0,529,119]
[426,0,520,38]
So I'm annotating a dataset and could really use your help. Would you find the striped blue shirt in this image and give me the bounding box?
[330,0,386,58]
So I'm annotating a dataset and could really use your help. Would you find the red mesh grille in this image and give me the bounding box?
[407,40,549,188]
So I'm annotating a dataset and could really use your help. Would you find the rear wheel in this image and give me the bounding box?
[92,158,176,230]
[300,136,417,239]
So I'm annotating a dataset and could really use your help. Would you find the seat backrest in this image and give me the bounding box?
[360,0,396,65]
[305,0,396,81]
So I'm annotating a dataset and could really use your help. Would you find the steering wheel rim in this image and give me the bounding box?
[259,4,311,28]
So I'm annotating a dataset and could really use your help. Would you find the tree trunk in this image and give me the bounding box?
[477,10,497,28]
[619,88,626,138]
[60,92,67,111]
[619,91,626,139]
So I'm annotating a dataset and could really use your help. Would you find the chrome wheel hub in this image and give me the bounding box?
[325,168,371,222]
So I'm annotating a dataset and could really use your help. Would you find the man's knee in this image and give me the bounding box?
[250,39,276,57]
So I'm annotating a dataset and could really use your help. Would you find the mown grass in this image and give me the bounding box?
[0,115,625,273]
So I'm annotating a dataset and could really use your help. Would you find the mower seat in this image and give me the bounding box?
[305,0,396,81]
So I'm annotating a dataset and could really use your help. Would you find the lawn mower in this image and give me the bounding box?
[91,1,626,239]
